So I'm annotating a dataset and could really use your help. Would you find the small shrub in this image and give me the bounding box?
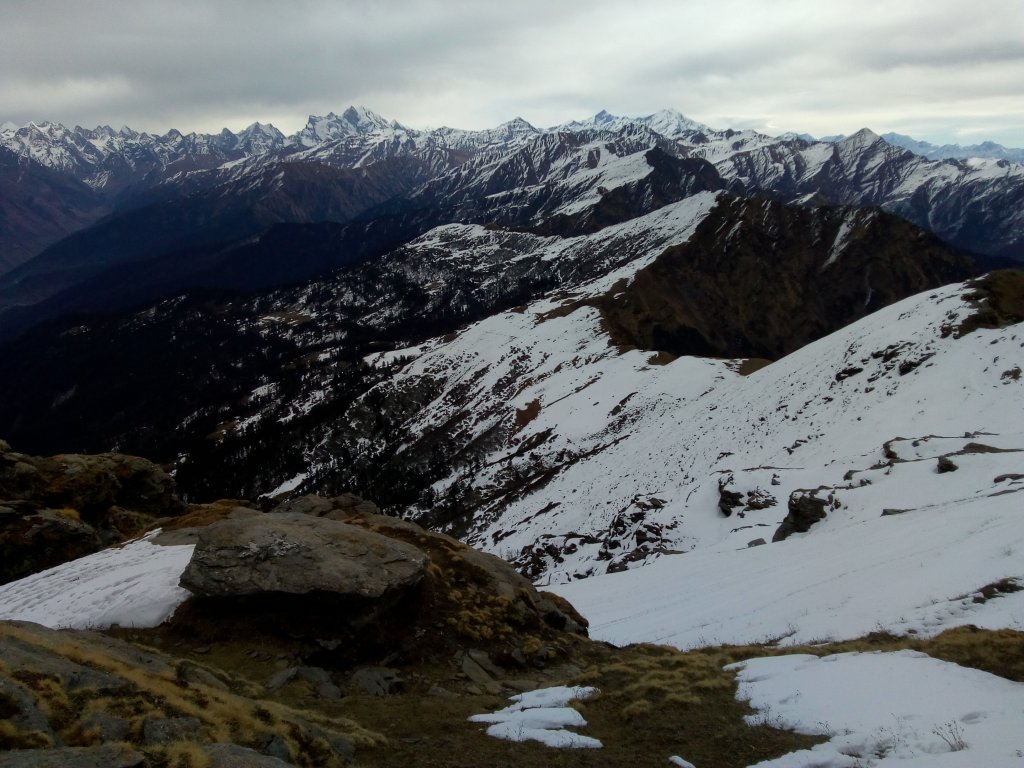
[933,720,967,752]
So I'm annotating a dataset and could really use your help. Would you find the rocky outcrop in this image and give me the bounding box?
[0,440,185,584]
[772,488,835,542]
[597,195,973,360]
[281,495,589,635]
[168,494,587,670]
[0,620,373,766]
[180,511,428,599]
[717,476,744,517]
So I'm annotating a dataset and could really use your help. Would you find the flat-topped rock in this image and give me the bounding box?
[179,512,428,599]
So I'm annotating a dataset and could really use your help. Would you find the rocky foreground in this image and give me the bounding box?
[2,442,1023,767]
[0,450,600,766]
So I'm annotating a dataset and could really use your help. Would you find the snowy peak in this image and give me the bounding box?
[640,108,708,136]
[839,127,883,150]
[293,105,395,147]
[882,131,1024,164]
[558,108,708,138]
[235,121,286,153]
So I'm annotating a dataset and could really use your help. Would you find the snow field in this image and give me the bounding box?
[0,530,194,629]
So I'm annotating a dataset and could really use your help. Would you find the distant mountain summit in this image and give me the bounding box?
[558,108,708,136]
[293,105,398,146]
[775,126,1024,164]
[881,132,1024,163]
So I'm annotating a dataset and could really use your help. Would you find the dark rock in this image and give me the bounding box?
[0,448,183,520]
[273,493,381,519]
[179,512,428,599]
[266,667,299,690]
[351,666,404,696]
[79,713,130,742]
[0,509,102,585]
[747,538,767,547]
[898,353,935,375]
[176,660,230,691]
[835,366,863,381]
[0,746,144,768]
[288,719,355,759]
[461,653,501,694]
[204,743,297,767]
[744,488,777,510]
[881,508,910,517]
[773,488,831,542]
[142,715,202,745]
[937,455,959,473]
[595,196,972,361]
[0,443,186,583]
[337,507,589,637]
[267,666,340,699]
[467,648,503,677]
[717,476,743,517]
[260,735,293,763]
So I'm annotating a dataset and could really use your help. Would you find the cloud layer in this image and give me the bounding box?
[2,0,1022,145]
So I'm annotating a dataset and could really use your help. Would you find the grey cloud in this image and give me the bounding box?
[1,0,1021,145]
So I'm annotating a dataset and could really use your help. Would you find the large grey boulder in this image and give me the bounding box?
[180,512,428,599]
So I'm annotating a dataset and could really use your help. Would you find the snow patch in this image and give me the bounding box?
[469,685,602,748]
[0,531,194,629]
[729,650,1024,766]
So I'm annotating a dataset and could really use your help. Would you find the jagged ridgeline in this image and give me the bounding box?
[0,107,1019,578]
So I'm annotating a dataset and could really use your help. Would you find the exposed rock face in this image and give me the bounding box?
[773,488,833,542]
[180,512,428,599]
[276,495,588,636]
[169,494,587,669]
[0,505,102,585]
[717,475,744,517]
[0,441,185,584]
[597,195,974,360]
[0,443,182,518]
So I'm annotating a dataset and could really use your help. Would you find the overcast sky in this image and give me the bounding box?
[2,0,1022,146]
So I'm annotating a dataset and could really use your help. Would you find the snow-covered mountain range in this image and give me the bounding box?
[1,106,1022,293]
[2,106,1022,348]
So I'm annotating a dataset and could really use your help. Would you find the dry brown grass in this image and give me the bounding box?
[158,501,252,532]
[0,623,383,767]
[734,357,773,376]
[512,399,541,434]
[145,741,212,768]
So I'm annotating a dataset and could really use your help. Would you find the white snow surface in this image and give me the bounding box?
[544,280,1024,646]
[729,650,1024,767]
[0,531,194,629]
[391,258,1023,589]
[552,472,1024,648]
[469,685,602,749]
